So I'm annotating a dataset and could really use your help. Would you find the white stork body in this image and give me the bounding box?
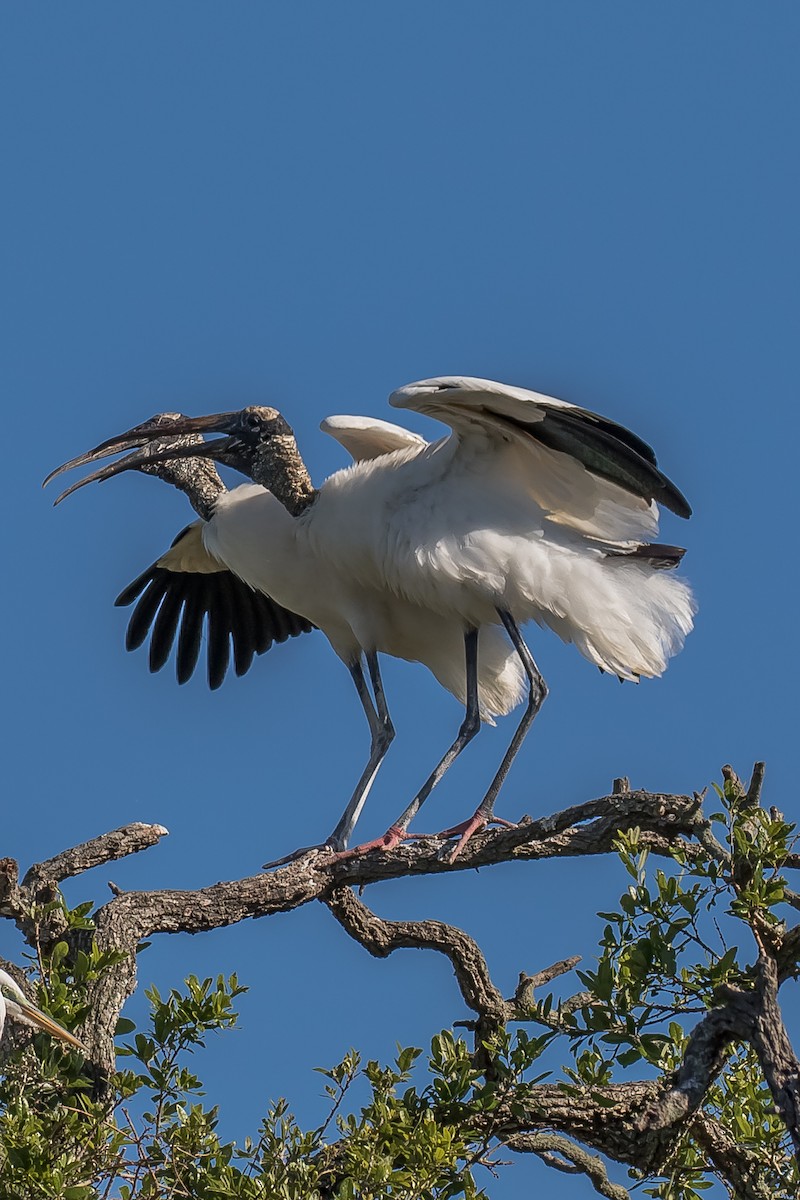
[203,481,524,720]
[48,376,694,860]
[207,380,694,685]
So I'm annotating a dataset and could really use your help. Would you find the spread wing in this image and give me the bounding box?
[115,522,313,689]
[320,414,426,461]
[390,376,691,547]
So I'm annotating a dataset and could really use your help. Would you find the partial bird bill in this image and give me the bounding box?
[42,411,189,488]
[2,994,87,1052]
[88,410,241,455]
[43,413,239,505]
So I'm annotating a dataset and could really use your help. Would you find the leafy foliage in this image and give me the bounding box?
[0,769,798,1198]
[0,935,550,1199]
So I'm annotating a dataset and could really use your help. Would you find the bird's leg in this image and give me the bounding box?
[325,652,395,850]
[366,650,393,743]
[441,609,547,860]
[263,655,394,868]
[327,629,481,860]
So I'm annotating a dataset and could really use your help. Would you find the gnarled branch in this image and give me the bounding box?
[506,1133,631,1200]
[2,769,798,1193]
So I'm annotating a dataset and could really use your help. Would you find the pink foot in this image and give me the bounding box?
[325,824,409,864]
[436,813,517,861]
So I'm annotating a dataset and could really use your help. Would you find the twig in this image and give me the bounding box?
[512,956,581,1011]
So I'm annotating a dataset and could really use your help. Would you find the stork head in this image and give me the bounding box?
[45,404,314,514]
[122,406,312,510]
[181,406,293,445]
[0,969,87,1052]
[145,405,299,468]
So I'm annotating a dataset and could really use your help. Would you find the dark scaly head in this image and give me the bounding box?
[215,406,317,516]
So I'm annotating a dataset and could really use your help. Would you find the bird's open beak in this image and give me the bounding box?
[47,437,239,506]
[44,413,219,488]
[44,412,242,505]
[86,411,242,458]
[6,996,87,1052]
[43,434,153,490]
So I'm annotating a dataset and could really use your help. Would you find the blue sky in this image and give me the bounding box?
[2,4,798,1195]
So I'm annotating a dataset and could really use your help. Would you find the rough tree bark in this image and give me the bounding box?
[1,767,798,1199]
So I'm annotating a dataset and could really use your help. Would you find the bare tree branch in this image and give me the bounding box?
[691,1112,777,1200]
[2,771,799,1195]
[511,957,582,1011]
[323,885,507,1022]
[0,858,20,919]
[22,824,169,889]
[749,931,800,1164]
[1,785,707,1076]
[506,1133,631,1199]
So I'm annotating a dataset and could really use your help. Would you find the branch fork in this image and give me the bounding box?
[1,769,797,1191]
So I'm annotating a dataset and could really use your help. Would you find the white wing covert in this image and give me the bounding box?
[390,376,690,547]
[321,415,426,462]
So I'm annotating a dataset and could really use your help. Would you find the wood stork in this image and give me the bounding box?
[47,410,525,858]
[47,376,694,861]
[0,969,86,1051]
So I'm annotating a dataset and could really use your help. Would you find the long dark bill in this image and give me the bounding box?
[43,411,242,503]
[48,434,240,506]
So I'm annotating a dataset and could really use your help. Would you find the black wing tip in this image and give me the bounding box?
[117,560,314,688]
[509,406,694,518]
[609,542,687,569]
[115,568,159,608]
[659,481,692,520]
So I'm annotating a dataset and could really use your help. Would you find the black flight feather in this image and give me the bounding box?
[115,551,314,687]
[175,583,207,684]
[497,407,692,519]
[125,575,171,651]
[206,575,234,690]
[149,576,188,673]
